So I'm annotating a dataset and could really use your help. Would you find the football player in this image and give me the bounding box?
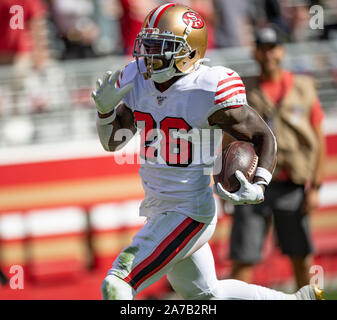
[92,3,323,300]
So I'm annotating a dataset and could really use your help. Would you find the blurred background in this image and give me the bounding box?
[0,0,337,300]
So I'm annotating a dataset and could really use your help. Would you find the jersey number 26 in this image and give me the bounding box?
[134,111,193,167]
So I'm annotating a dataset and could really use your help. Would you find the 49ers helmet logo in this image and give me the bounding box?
[182,12,204,29]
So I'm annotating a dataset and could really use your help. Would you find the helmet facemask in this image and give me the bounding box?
[133,23,195,83]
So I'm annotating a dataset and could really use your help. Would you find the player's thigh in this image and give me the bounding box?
[229,203,269,264]
[108,212,215,294]
[167,241,218,300]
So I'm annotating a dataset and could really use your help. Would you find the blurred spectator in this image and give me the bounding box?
[264,0,285,27]
[0,0,50,71]
[0,269,8,285]
[249,0,336,44]
[228,26,327,290]
[119,0,159,55]
[49,0,100,60]
[262,0,291,35]
[280,0,320,41]
[93,0,124,55]
[319,0,337,40]
[212,0,254,48]
[0,0,50,141]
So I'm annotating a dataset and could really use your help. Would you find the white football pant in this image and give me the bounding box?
[102,211,295,300]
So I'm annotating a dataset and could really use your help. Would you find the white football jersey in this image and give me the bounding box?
[118,60,247,223]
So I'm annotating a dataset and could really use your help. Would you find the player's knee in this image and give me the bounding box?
[181,287,222,300]
[185,281,233,300]
[170,282,220,300]
[101,274,134,300]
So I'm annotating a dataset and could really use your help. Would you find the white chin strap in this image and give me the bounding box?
[151,67,176,83]
[150,58,210,83]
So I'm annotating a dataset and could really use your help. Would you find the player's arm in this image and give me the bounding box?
[310,123,326,190]
[96,103,137,151]
[208,105,277,204]
[92,71,136,152]
[209,105,277,184]
[302,108,326,215]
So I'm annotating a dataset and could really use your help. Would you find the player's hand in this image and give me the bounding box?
[91,70,134,115]
[213,170,264,205]
[302,188,319,215]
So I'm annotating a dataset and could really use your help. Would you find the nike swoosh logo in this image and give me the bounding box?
[227,72,234,76]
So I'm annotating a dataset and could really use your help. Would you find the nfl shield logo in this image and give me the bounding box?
[156,96,167,106]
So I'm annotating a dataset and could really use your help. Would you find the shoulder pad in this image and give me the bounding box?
[212,66,247,108]
[117,59,146,88]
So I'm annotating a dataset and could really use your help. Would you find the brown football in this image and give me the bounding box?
[213,141,259,193]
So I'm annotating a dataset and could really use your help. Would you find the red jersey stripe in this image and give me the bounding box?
[217,77,242,87]
[116,71,123,88]
[214,90,246,105]
[215,83,245,97]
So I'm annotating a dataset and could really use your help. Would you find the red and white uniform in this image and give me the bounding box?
[103,3,297,300]
[117,60,247,224]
